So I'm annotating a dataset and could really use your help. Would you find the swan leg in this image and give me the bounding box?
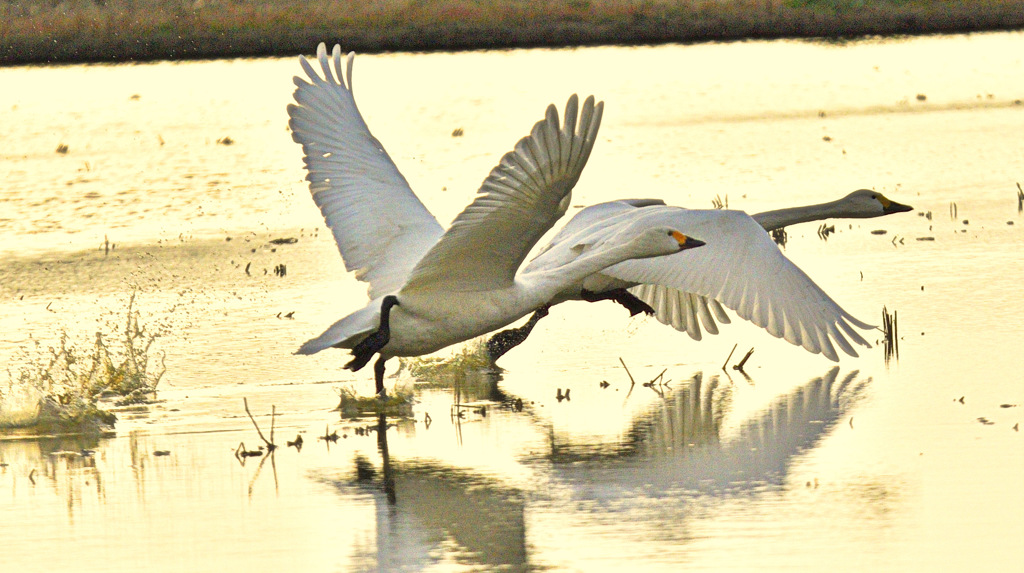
[373,356,387,397]
[581,288,655,317]
[486,305,551,362]
[344,295,399,373]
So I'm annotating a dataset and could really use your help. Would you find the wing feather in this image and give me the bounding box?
[401,95,604,294]
[590,206,872,361]
[288,44,444,300]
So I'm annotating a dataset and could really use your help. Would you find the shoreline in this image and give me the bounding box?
[2,0,1023,67]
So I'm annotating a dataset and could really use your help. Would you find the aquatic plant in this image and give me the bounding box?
[402,339,494,388]
[1,292,166,433]
[335,384,415,419]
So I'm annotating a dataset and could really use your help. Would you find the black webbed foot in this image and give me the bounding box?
[580,288,654,317]
[344,295,399,372]
[486,305,550,362]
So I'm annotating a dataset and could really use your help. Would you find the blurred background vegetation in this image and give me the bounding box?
[2,0,1023,65]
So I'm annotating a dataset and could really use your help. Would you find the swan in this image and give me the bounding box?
[287,44,705,395]
[487,190,911,361]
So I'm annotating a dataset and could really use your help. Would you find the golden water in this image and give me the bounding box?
[1,31,1023,572]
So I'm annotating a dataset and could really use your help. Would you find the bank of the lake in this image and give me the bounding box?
[2,0,1024,66]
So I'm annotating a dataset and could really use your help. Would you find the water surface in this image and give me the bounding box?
[1,32,1023,572]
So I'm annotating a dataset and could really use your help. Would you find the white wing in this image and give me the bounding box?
[288,44,444,300]
[629,284,732,341]
[400,94,603,295]
[601,206,872,361]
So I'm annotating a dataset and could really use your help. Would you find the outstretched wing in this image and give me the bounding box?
[629,284,732,341]
[288,44,444,300]
[400,94,604,294]
[603,206,872,361]
[527,200,733,340]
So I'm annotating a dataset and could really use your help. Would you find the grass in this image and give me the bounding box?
[335,385,415,418]
[1,292,166,434]
[2,0,1023,66]
[402,338,495,389]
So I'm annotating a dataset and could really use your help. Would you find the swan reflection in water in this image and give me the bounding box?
[329,367,869,572]
[544,367,868,494]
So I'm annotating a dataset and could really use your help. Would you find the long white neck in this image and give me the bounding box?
[522,240,647,303]
[752,198,847,232]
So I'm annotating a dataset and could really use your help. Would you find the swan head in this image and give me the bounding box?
[628,227,706,259]
[843,189,914,217]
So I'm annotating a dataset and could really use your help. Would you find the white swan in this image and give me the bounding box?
[487,191,911,361]
[633,190,913,342]
[511,200,875,361]
[287,45,704,395]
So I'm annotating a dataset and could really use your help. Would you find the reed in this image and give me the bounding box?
[881,305,898,365]
[3,0,1023,66]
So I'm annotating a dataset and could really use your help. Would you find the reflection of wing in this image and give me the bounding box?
[288,44,444,299]
[566,204,871,361]
[548,368,869,491]
[401,95,603,295]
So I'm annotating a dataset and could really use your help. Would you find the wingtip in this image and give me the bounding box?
[295,340,321,355]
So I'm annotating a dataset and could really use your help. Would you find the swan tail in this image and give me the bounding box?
[295,302,380,355]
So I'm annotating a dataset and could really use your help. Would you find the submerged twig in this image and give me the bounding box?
[235,441,263,464]
[642,368,669,396]
[319,425,339,443]
[618,357,636,387]
[619,357,638,402]
[734,348,755,373]
[722,344,738,371]
[242,398,276,452]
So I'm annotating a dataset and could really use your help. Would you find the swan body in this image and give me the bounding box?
[522,201,873,361]
[288,44,703,393]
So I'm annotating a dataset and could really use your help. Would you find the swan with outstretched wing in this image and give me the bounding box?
[289,45,705,395]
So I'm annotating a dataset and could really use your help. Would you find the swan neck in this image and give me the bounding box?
[528,242,639,297]
[752,199,844,232]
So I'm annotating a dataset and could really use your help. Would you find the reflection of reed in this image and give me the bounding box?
[0,434,106,519]
[547,368,869,492]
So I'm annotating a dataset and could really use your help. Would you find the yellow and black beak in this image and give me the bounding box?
[878,193,913,214]
[672,231,706,251]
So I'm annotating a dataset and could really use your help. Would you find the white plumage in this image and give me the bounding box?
[523,200,873,361]
[289,45,703,394]
[617,190,911,345]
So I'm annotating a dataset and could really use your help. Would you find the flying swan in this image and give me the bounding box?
[487,190,912,360]
[288,44,704,395]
